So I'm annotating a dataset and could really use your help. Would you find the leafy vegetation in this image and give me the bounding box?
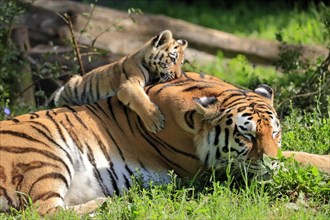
[0,0,329,219]
[107,0,327,45]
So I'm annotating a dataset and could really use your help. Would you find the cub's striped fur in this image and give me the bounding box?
[54,30,188,133]
[1,72,329,215]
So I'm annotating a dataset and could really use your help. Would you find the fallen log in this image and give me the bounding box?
[22,0,328,66]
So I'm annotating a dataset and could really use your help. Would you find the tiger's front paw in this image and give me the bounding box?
[141,103,165,133]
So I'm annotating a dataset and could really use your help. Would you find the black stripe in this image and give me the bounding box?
[225,101,247,110]
[95,75,101,101]
[151,78,224,96]
[30,124,73,166]
[0,130,52,147]
[61,92,75,105]
[216,148,221,159]
[182,85,212,92]
[66,128,84,152]
[64,114,74,127]
[62,87,72,104]
[0,146,72,179]
[184,111,195,130]
[10,118,20,123]
[222,128,230,153]
[145,125,199,160]
[92,131,118,181]
[88,104,126,137]
[123,105,134,135]
[64,106,88,129]
[106,97,124,132]
[85,143,111,196]
[222,95,245,108]
[89,73,95,103]
[94,102,111,119]
[29,112,40,119]
[207,132,211,145]
[27,121,52,137]
[29,172,69,195]
[107,169,119,194]
[125,165,134,176]
[241,113,253,117]
[154,81,190,95]
[204,152,209,166]
[34,191,63,202]
[81,77,89,103]
[214,125,221,145]
[138,160,147,171]
[45,111,73,164]
[123,174,130,189]
[136,118,189,172]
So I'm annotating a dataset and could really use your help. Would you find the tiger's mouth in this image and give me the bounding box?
[212,155,279,178]
[159,73,175,83]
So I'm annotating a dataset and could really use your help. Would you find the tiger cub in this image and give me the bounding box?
[54,30,188,133]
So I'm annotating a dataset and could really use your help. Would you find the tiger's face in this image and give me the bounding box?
[193,84,282,174]
[144,30,188,83]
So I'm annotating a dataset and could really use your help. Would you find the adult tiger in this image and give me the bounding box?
[0,72,329,216]
[54,29,188,133]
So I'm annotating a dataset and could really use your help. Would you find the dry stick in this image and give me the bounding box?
[77,3,96,43]
[57,12,85,75]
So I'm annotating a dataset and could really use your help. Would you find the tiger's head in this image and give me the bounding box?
[193,84,282,174]
[148,73,282,176]
[143,30,188,83]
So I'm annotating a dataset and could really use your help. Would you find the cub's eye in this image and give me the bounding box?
[169,51,178,63]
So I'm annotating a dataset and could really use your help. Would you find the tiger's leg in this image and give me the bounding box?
[63,197,107,216]
[282,151,330,174]
[117,80,165,133]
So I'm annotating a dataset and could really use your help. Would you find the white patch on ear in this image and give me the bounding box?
[254,84,273,100]
[193,96,217,107]
[254,87,270,98]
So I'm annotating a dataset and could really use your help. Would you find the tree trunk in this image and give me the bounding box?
[11,26,36,107]
[23,0,328,66]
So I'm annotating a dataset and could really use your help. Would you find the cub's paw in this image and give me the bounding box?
[141,103,165,133]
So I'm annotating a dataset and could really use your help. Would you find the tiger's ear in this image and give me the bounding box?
[177,39,188,50]
[254,84,274,106]
[193,96,218,118]
[153,30,173,48]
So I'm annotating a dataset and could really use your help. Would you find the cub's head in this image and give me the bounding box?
[193,84,282,174]
[144,30,188,83]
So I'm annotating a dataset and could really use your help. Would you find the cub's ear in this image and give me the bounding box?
[153,30,173,48]
[177,39,188,50]
[254,84,274,106]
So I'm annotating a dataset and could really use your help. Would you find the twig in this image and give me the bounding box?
[57,12,85,75]
[77,2,96,43]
